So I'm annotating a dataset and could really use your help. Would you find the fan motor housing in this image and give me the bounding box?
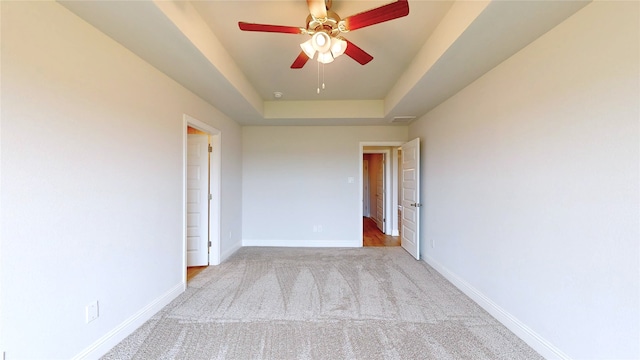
[306,11,342,36]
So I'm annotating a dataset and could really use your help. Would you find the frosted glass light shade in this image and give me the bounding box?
[300,39,316,59]
[300,32,345,64]
[330,38,347,58]
[317,51,335,64]
[312,32,331,53]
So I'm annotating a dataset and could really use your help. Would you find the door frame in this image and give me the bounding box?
[183,114,221,281]
[359,141,404,246]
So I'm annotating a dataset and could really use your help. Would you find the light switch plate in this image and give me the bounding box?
[86,301,99,323]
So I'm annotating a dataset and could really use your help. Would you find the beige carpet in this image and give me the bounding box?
[103,247,542,359]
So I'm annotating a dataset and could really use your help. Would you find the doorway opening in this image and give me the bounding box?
[361,144,402,247]
[360,139,421,259]
[183,115,221,283]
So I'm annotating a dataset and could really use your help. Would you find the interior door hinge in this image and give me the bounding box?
[208,241,212,247]
[208,145,213,153]
[209,194,212,200]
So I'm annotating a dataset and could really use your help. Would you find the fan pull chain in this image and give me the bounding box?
[316,61,327,94]
[322,62,326,90]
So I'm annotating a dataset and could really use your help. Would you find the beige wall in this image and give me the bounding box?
[409,1,639,358]
[242,126,407,246]
[1,2,243,358]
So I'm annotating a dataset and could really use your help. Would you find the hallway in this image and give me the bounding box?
[363,217,400,247]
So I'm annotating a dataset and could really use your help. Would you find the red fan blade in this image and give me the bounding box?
[291,51,310,69]
[307,0,327,19]
[344,39,373,65]
[342,0,409,31]
[238,22,304,34]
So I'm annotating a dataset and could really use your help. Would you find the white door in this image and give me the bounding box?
[363,159,370,217]
[401,138,420,260]
[375,154,385,232]
[186,134,209,266]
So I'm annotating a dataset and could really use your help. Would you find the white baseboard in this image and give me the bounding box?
[242,239,361,248]
[72,282,185,360]
[423,256,572,360]
[220,241,242,263]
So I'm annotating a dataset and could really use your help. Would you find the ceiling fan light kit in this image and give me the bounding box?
[238,0,410,69]
[301,34,347,65]
[317,51,334,64]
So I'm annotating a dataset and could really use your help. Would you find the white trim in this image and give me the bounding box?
[391,147,400,236]
[208,131,222,265]
[220,241,242,263]
[360,141,405,245]
[424,256,572,360]
[71,282,185,360]
[242,239,360,248]
[183,114,222,266]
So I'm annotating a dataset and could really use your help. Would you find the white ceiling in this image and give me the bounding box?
[60,0,590,126]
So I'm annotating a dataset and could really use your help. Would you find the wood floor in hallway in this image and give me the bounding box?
[363,217,400,247]
[187,266,207,282]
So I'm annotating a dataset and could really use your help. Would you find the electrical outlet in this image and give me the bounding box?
[431,239,435,248]
[86,301,99,323]
[317,225,323,233]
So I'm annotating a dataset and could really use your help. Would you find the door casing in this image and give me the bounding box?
[183,115,221,284]
[360,142,404,245]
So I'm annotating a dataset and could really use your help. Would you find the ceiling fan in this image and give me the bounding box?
[238,0,410,69]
